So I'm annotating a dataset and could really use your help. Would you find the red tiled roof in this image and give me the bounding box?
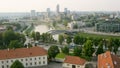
[64,56,86,65]
[0,46,47,60]
[98,51,120,68]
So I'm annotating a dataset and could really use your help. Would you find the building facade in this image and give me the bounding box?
[0,46,47,68]
[95,22,120,32]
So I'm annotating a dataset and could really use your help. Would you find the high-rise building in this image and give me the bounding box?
[46,8,51,17]
[46,8,50,13]
[31,10,36,17]
[56,4,60,13]
[64,8,68,14]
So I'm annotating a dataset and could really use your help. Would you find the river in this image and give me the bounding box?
[34,25,58,41]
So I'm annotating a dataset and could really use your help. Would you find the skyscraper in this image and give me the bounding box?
[64,8,68,14]
[31,10,36,17]
[46,8,50,13]
[56,4,60,13]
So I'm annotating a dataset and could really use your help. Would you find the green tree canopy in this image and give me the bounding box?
[66,35,72,45]
[73,46,82,56]
[73,35,80,45]
[96,41,104,56]
[82,40,95,57]
[48,45,60,59]
[8,40,23,49]
[61,46,69,55]
[10,60,24,68]
[58,34,64,45]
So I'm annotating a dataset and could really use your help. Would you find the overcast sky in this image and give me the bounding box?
[0,0,119,12]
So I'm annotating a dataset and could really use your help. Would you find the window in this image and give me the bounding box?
[39,57,41,60]
[1,61,4,64]
[67,64,69,66]
[35,58,36,60]
[11,60,13,62]
[39,62,41,64]
[43,57,45,59]
[21,59,23,61]
[26,59,28,61]
[35,62,36,65]
[6,61,8,63]
[77,66,80,67]
[7,65,9,68]
[26,63,28,66]
[43,61,45,64]
[2,65,4,68]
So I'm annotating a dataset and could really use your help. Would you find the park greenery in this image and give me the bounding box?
[56,32,120,61]
[30,31,55,44]
[48,45,60,60]
[0,29,25,49]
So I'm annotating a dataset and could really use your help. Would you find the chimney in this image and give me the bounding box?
[7,48,9,51]
[27,45,29,48]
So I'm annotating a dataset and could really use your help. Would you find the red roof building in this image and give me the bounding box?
[98,51,120,68]
[63,56,86,68]
[0,46,48,68]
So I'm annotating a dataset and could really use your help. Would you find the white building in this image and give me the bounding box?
[63,56,86,68]
[67,21,85,30]
[0,46,47,68]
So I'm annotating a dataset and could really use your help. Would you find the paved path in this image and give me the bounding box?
[28,62,62,68]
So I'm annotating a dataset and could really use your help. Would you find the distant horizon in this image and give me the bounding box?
[0,10,119,13]
[0,0,120,12]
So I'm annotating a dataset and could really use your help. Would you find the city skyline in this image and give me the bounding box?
[0,0,120,12]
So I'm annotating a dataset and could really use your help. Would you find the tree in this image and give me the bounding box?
[73,35,80,45]
[113,39,120,54]
[66,35,72,44]
[73,46,82,56]
[107,38,113,51]
[82,40,94,57]
[41,33,54,43]
[10,60,24,68]
[30,31,36,40]
[48,45,60,59]
[2,30,25,47]
[6,26,13,30]
[93,38,102,47]
[96,41,104,56]
[35,32,40,41]
[8,40,23,49]
[61,46,69,55]
[63,20,68,27]
[3,30,16,46]
[58,35,64,45]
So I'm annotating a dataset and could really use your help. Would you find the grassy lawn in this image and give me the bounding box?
[55,53,66,59]
[78,32,120,39]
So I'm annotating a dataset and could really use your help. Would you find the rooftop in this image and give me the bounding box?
[98,51,120,68]
[0,46,47,60]
[64,56,86,65]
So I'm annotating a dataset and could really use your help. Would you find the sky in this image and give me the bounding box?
[0,0,120,12]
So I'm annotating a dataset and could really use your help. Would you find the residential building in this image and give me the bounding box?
[95,22,120,32]
[63,56,86,68]
[0,26,6,32]
[0,46,47,68]
[67,21,85,30]
[56,4,60,13]
[98,51,120,68]
[31,10,36,17]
